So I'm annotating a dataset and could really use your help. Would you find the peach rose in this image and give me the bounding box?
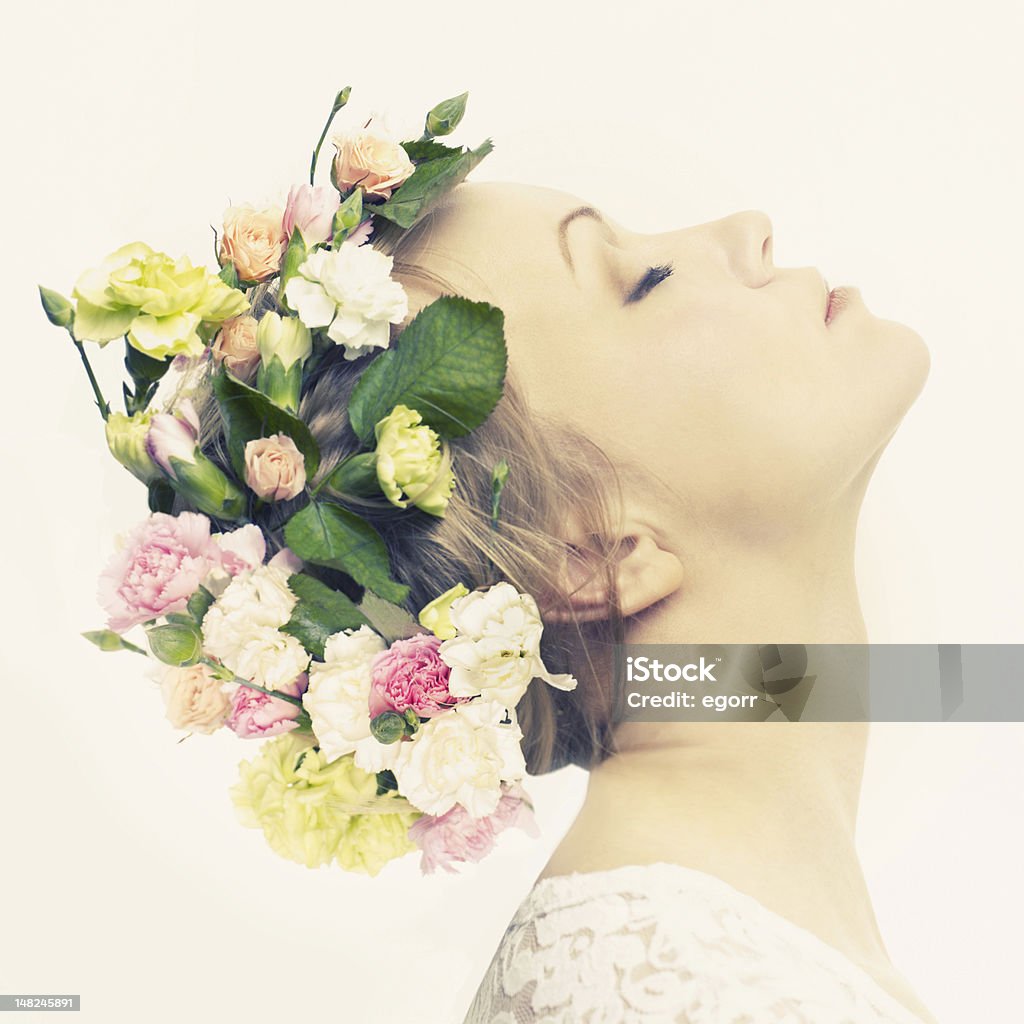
[160,663,232,734]
[219,205,286,282]
[211,314,260,379]
[332,127,415,199]
[244,434,306,501]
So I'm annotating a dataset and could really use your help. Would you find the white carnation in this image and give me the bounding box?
[284,243,408,360]
[302,625,399,770]
[230,626,311,691]
[439,582,577,708]
[201,565,306,689]
[391,700,527,818]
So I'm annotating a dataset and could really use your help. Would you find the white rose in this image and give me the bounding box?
[303,625,399,770]
[390,700,527,818]
[439,583,577,707]
[283,244,408,360]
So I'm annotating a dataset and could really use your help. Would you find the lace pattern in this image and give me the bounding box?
[462,862,928,1024]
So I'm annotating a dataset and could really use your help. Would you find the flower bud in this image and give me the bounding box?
[38,285,74,329]
[424,92,468,138]
[147,621,203,666]
[146,400,246,520]
[283,184,341,248]
[256,312,312,372]
[369,711,406,745]
[105,410,160,484]
[146,401,201,477]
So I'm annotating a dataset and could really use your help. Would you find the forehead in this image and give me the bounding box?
[401,182,588,301]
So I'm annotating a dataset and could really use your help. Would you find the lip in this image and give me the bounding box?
[824,285,853,325]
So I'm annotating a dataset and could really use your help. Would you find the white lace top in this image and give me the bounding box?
[462,862,929,1024]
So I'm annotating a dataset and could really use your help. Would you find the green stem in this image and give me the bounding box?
[72,335,110,421]
[201,658,306,708]
[309,88,351,185]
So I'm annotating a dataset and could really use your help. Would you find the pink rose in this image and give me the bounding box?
[227,673,308,739]
[332,127,415,199]
[409,783,541,874]
[212,314,261,379]
[160,663,232,735]
[368,633,468,719]
[282,184,341,247]
[244,434,307,501]
[219,205,286,282]
[98,511,219,632]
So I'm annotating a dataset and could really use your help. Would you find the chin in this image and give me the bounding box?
[835,300,931,416]
[876,315,930,404]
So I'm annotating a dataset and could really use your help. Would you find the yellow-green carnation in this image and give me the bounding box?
[374,404,455,517]
[336,810,420,875]
[71,242,249,359]
[418,582,470,640]
[231,732,419,874]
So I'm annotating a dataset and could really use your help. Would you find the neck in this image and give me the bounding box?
[610,495,869,823]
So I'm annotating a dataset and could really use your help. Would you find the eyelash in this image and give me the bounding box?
[625,263,674,304]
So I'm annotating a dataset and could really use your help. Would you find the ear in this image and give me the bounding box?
[545,515,685,623]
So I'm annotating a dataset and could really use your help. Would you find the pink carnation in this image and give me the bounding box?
[98,511,219,632]
[368,633,468,720]
[409,783,541,874]
[227,673,308,739]
[213,524,267,576]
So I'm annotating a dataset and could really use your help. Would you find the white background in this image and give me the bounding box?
[2,1,1022,1021]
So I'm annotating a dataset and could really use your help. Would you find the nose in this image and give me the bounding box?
[716,210,774,287]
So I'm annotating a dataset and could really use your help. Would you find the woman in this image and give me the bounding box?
[269,180,934,1021]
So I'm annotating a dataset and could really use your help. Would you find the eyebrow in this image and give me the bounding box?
[557,206,607,272]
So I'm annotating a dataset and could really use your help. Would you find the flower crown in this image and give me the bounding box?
[39,89,577,876]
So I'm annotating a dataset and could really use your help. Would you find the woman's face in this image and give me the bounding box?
[407,182,929,535]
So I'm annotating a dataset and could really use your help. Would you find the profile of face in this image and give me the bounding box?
[401,181,929,553]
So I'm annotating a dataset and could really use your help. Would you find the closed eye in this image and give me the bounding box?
[625,263,674,304]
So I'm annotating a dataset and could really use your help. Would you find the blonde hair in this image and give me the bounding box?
[183,204,628,774]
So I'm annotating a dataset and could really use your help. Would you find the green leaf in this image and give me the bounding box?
[375,769,399,796]
[283,501,408,605]
[277,229,308,311]
[281,572,371,659]
[82,630,146,655]
[401,139,458,163]
[218,262,239,289]
[348,296,506,442]
[186,585,216,623]
[212,367,320,480]
[371,138,494,230]
[148,478,176,514]
[125,340,172,384]
[357,590,422,643]
[491,458,510,529]
[322,452,380,498]
[331,190,363,247]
